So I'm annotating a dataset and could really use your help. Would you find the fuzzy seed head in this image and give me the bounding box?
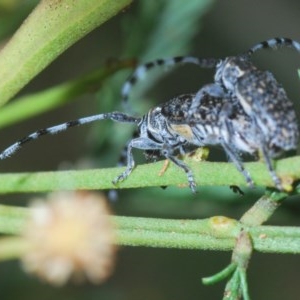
[21,191,117,285]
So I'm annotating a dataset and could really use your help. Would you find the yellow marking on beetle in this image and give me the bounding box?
[169,124,194,141]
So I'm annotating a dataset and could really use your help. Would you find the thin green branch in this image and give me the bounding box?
[0,205,28,234]
[240,194,285,226]
[212,192,286,298]
[239,269,250,300]
[0,0,133,106]
[1,208,300,254]
[223,269,242,300]
[0,237,30,260]
[0,155,298,194]
[202,263,237,285]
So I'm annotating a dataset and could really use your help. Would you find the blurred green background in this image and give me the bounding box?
[1,0,300,299]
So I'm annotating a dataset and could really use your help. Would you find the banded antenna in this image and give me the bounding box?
[121,56,219,109]
[244,37,300,57]
[0,112,141,161]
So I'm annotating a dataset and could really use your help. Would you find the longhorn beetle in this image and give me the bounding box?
[120,37,300,190]
[0,38,298,191]
[0,86,259,192]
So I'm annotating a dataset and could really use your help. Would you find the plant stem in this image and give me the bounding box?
[0,156,298,194]
[202,263,237,285]
[220,192,287,298]
[0,237,31,260]
[240,194,285,226]
[1,209,300,254]
[0,205,28,234]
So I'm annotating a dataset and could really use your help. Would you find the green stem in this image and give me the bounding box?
[0,205,28,234]
[0,237,31,260]
[1,209,300,254]
[221,192,285,299]
[240,193,286,226]
[0,0,133,106]
[239,269,250,300]
[223,269,242,300]
[0,156,298,194]
[202,263,237,285]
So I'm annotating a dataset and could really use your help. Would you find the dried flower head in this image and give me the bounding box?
[21,191,117,285]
